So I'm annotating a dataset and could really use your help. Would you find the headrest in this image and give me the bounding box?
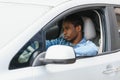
[83,17,96,40]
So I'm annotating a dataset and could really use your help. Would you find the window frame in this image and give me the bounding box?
[43,6,105,57]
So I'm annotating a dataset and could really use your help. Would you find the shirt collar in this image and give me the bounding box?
[69,37,87,47]
[79,37,87,44]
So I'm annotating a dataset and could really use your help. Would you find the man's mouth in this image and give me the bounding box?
[64,36,69,40]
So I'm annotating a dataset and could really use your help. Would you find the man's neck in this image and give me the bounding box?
[72,38,82,45]
[71,35,82,45]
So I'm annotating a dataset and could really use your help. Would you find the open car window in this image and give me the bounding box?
[45,10,102,57]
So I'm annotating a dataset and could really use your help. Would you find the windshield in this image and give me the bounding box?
[0,2,51,49]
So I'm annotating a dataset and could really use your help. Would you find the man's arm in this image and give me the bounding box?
[46,38,64,49]
[74,41,98,57]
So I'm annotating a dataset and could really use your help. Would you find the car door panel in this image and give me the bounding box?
[39,52,120,80]
[0,67,35,80]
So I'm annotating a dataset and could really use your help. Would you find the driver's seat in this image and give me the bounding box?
[83,17,96,41]
[83,17,100,53]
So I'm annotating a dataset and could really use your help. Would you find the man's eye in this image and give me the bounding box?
[63,26,69,31]
[65,27,69,30]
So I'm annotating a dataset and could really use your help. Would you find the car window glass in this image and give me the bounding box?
[9,31,44,69]
[114,8,120,35]
[18,41,39,63]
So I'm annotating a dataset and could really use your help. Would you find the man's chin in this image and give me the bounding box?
[64,38,74,43]
[65,38,71,41]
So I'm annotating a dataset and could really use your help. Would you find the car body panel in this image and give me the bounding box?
[0,0,120,80]
[0,0,119,7]
[43,52,120,80]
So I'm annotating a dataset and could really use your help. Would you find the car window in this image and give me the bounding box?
[45,10,102,56]
[114,7,120,36]
[9,31,45,69]
[18,41,39,63]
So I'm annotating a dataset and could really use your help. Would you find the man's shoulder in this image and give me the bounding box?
[78,38,95,46]
[86,40,97,48]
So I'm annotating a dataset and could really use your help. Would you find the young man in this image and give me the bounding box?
[46,14,98,57]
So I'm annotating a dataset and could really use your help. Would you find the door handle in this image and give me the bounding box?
[103,65,115,74]
[103,68,115,74]
[103,65,120,74]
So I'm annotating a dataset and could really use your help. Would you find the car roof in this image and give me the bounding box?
[0,0,70,7]
[0,0,119,7]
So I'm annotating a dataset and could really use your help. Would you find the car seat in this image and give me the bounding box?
[83,17,96,40]
[83,17,101,54]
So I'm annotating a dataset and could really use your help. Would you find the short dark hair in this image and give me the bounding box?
[63,14,84,30]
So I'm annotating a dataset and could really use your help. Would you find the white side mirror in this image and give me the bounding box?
[44,45,75,64]
[32,45,75,66]
[46,45,75,59]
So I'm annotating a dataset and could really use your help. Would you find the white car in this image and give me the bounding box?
[0,0,120,80]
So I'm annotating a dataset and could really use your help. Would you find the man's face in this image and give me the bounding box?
[63,22,81,42]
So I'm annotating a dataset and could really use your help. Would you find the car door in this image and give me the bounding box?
[33,4,120,80]
[43,52,120,80]
[0,67,38,80]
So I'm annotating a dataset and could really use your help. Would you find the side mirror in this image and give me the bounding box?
[41,45,76,64]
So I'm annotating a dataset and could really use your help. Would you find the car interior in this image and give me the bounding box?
[45,10,102,54]
[31,9,103,66]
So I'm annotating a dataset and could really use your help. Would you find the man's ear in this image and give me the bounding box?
[76,25,82,32]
